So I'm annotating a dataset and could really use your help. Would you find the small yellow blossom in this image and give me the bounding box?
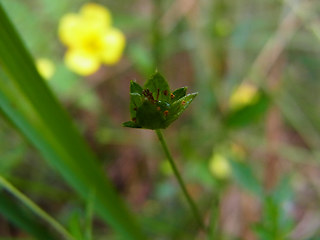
[229,83,258,110]
[58,3,125,75]
[36,58,55,80]
[209,153,231,180]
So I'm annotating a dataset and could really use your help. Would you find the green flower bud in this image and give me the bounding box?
[123,72,198,129]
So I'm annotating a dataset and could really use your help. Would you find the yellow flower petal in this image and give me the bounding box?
[58,13,83,46]
[80,3,112,29]
[229,83,259,110]
[78,31,105,57]
[209,153,231,179]
[59,4,125,74]
[64,49,100,76]
[59,14,104,49]
[36,58,55,80]
[100,28,126,64]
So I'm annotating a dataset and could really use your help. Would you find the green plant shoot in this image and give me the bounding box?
[123,72,205,231]
[122,72,198,129]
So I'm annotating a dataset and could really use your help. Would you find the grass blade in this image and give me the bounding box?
[0,175,74,240]
[0,191,56,240]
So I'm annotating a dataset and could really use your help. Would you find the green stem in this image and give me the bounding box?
[0,175,75,240]
[85,189,95,240]
[152,0,162,69]
[155,129,205,230]
[207,193,220,240]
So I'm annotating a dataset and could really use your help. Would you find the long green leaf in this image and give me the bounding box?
[229,158,263,196]
[0,3,145,240]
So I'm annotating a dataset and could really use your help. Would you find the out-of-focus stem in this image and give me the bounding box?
[85,190,95,240]
[155,129,206,230]
[152,0,163,69]
[0,175,75,240]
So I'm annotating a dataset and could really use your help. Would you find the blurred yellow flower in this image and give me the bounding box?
[58,3,125,76]
[209,153,231,180]
[229,83,258,110]
[36,58,55,80]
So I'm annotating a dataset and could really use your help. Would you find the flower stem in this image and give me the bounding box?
[155,129,205,230]
[0,175,75,240]
[85,189,95,240]
[152,0,163,69]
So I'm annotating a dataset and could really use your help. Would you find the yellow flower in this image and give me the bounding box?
[229,83,258,110]
[209,153,231,180]
[58,3,125,76]
[36,58,55,80]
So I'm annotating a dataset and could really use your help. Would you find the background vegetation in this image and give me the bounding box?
[1,0,320,239]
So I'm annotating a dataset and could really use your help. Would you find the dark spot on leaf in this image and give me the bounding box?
[142,89,154,102]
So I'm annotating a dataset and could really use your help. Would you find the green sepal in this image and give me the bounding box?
[171,87,187,102]
[129,93,143,118]
[130,80,143,94]
[136,101,168,129]
[122,121,142,128]
[144,72,170,101]
[166,93,198,126]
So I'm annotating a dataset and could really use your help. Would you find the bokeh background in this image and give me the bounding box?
[1,0,320,239]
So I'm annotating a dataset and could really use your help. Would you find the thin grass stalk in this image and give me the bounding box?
[0,175,75,240]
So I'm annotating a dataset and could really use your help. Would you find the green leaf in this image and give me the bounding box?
[271,176,293,203]
[0,3,145,240]
[254,196,294,240]
[68,212,84,240]
[229,159,263,196]
[225,91,270,128]
[144,72,170,101]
